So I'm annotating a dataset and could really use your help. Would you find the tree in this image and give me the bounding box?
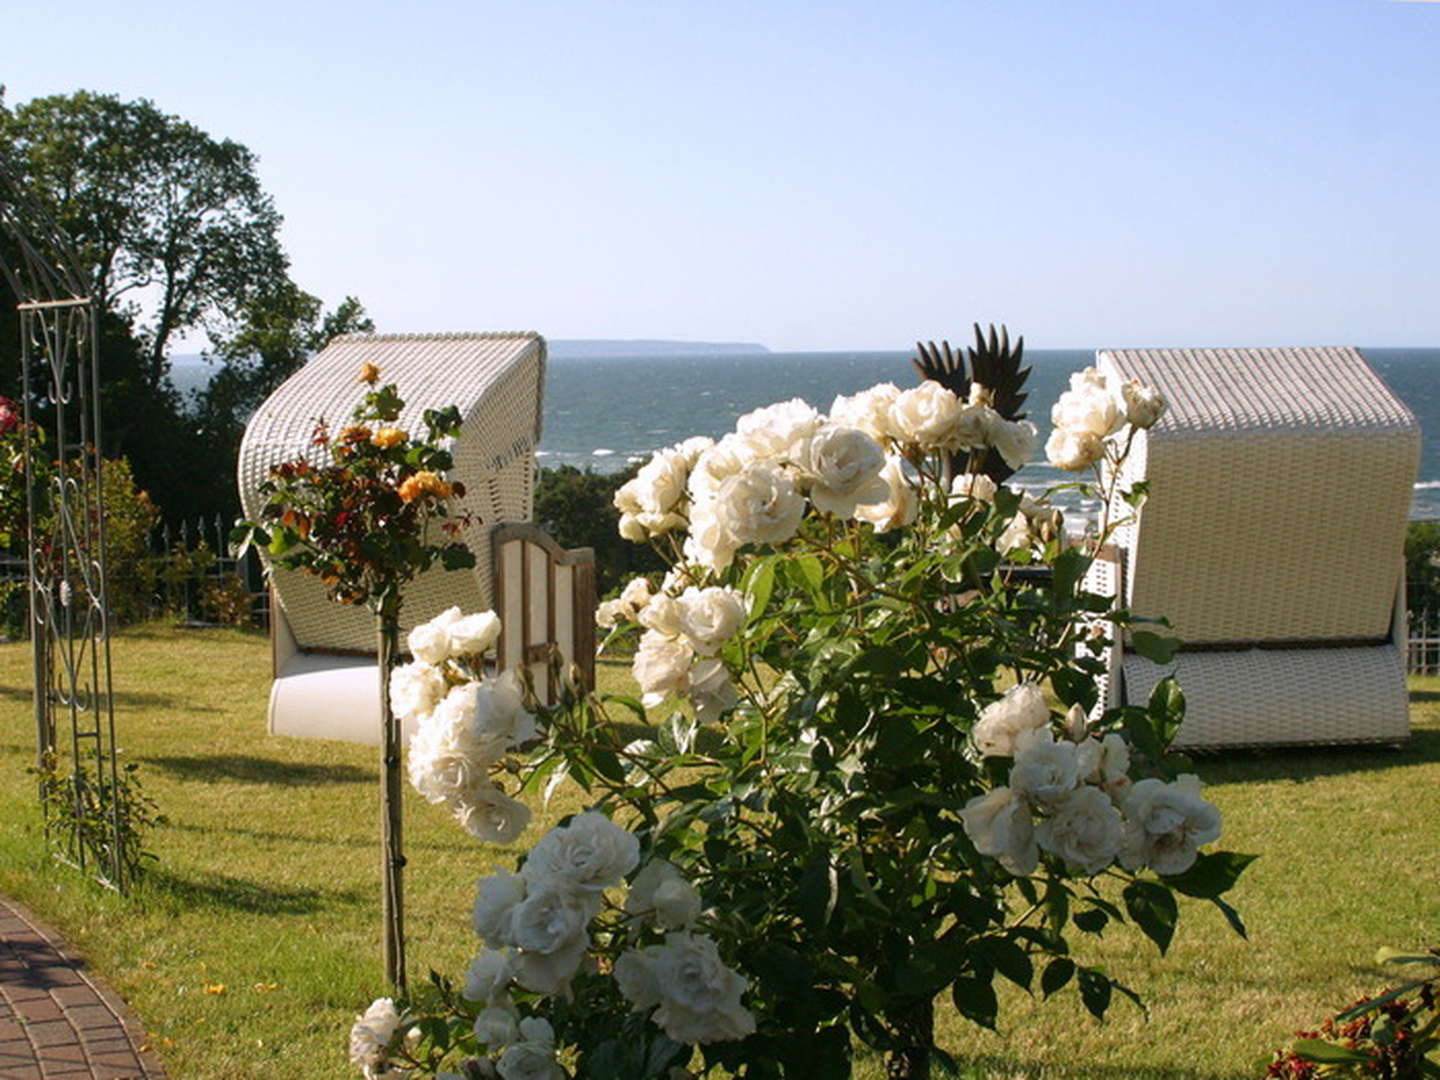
[0,89,287,385]
[0,87,370,524]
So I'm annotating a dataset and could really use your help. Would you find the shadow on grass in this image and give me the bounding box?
[165,819,479,854]
[0,683,200,711]
[144,865,365,915]
[1195,727,1440,787]
[947,1056,1237,1080]
[1410,688,1440,703]
[143,754,372,785]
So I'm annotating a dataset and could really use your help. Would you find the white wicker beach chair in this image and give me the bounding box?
[238,331,595,744]
[1091,346,1420,749]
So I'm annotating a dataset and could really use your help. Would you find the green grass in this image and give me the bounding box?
[2,624,1437,1079]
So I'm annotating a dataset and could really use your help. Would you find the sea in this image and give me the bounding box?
[171,347,1440,521]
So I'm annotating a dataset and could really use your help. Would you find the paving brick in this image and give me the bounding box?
[22,1019,78,1048]
[15,998,64,1023]
[1,894,165,1077]
[49,986,101,1008]
[37,1041,89,1064]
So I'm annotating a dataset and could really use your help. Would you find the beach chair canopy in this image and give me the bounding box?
[238,331,546,653]
[1094,346,1419,748]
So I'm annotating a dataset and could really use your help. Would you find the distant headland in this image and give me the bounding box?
[546,339,770,358]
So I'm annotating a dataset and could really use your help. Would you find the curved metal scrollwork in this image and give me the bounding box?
[1,151,128,890]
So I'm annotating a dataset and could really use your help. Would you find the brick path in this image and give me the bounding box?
[0,894,164,1079]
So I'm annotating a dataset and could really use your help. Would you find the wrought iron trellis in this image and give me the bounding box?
[0,152,129,889]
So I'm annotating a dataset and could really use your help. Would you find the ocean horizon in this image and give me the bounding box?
[171,345,1440,520]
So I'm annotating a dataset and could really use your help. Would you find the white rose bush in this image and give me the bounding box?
[349,334,1253,1079]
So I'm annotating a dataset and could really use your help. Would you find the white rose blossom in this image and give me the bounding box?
[349,997,402,1077]
[958,786,1038,876]
[687,433,760,505]
[1045,426,1105,471]
[637,592,686,639]
[463,947,518,1003]
[496,1016,563,1080]
[388,661,448,723]
[449,610,502,657]
[472,870,527,946]
[614,447,690,538]
[990,417,1039,470]
[409,607,462,664]
[799,424,889,519]
[626,860,704,929]
[952,403,999,451]
[1009,726,1082,809]
[715,461,806,547]
[996,512,1035,555]
[676,586,746,654]
[615,931,756,1045]
[734,398,821,462]
[950,472,997,504]
[1119,774,1222,875]
[688,658,739,723]
[971,681,1050,757]
[1112,377,1166,429]
[855,455,919,534]
[1036,785,1126,875]
[508,883,599,993]
[889,381,965,450]
[1077,732,1132,801]
[633,630,695,704]
[829,383,901,443]
[522,811,641,892]
[474,1001,520,1049]
[1051,367,1124,438]
[457,782,532,846]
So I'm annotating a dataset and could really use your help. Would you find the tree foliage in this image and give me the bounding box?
[0,87,369,525]
[535,464,666,597]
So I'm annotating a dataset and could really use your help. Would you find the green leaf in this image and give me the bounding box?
[1130,630,1180,665]
[952,969,999,1030]
[979,938,1033,992]
[1122,880,1178,955]
[797,850,838,936]
[1074,907,1109,935]
[742,555,777,618]
[439,544,475,570]
[1077,967,1112,1019]
[1161,851,1258,899]
[1041,958,1075,999]
[786,553,825,599]
[1290,1038,1376,1064]
[1212,896,1248,940]
[1050,668,1098,712]
[1051,546,1088,599]
[1146,677,1186,746]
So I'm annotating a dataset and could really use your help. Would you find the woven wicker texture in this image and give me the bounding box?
[238,332,545,652]
[1098,347,1419,644]
[1120,645,1410,749]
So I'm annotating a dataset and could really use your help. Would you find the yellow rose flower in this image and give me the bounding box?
[398,470,454,504]
[371,427,407,449]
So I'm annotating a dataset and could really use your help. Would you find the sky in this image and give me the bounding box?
[3,0,1439,352]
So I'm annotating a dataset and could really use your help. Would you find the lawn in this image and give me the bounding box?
[1,623,1436,1079]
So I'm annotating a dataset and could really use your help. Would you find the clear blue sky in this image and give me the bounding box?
[4,0,1438,351]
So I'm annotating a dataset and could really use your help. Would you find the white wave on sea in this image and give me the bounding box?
[1416,481,1440,490]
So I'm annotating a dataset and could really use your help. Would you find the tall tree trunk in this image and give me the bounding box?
[376,598,406,992]
[885,997,934,1080]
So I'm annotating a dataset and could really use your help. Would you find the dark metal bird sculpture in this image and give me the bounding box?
[913,322,1031,484]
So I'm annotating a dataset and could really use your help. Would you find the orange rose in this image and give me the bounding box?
[399,470,453,503]
[340,425,373,443]
[371,427,407,449]
[359,362,381,385]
